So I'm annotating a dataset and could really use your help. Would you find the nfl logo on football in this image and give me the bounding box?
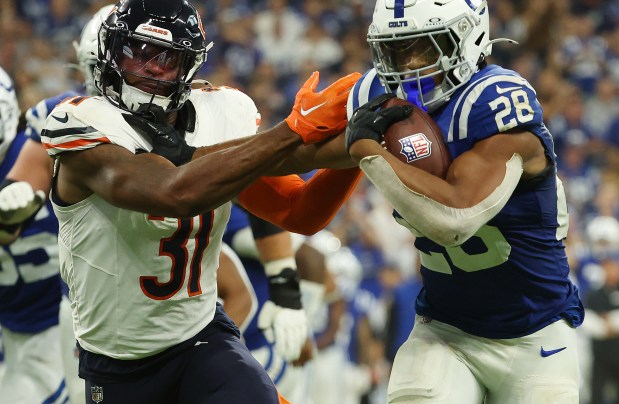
[398,133,432,163]
[91,386,103,403]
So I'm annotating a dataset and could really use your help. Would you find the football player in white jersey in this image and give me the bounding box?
[39,0,363,402]
[343,0,584,403]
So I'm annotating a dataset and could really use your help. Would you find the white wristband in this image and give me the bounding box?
[264,257,297,277]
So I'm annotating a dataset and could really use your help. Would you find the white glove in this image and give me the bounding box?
[607,309,619,333]
[258,300,308,362]
[0,181,46,225]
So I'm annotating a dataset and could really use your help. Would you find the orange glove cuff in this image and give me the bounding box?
[287,71,362,144]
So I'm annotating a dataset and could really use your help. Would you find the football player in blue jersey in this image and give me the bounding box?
[0,6,116,404]
[0,67,68,404]
[343,0,584,403]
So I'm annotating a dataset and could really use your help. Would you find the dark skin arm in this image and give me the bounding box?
[191,131,355,175]
[55,122,305,217]
[349,130,548,208]
[217,249,254,330]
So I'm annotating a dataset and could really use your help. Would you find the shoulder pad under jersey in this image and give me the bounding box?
[25,90,81,142]
[41,96,152,157]
[446,67,544,143]
[188,86,260,147]
[346,69,389,120]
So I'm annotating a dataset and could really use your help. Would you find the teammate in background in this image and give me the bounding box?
[344,0,584,402]
[305,230,374,404]
[0,6,115,403]
[223,205,325,404]
[0,67,68,404]
[40,0,361,402]
[217,242,258,335]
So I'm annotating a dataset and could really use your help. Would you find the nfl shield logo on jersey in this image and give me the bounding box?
[398,133,432,163]
[91,386,103,403]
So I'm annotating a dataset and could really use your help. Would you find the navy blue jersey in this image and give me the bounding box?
[0,132,61,333]
[0,92,76,333]
[348,65,584,338]
[25,90,80,143]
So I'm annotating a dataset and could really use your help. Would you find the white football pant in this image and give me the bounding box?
[309,344,372,404]
[251,345,310,404]
[0,324,68,404]
[60,295,85,403]
[388,316,579,404]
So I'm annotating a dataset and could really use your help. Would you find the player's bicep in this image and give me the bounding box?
[56,144,175,208]
[451,131,546,189]
[446,132,542,203]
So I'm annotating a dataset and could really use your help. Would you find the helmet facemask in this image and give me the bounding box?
[370,29,460,112]
[368,0,491,113]
[97,26,205,115]
[95,0,210,117]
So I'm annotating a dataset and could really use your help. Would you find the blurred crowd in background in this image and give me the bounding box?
[1,0,619,403]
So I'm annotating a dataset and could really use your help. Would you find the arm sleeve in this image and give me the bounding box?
[239,167,362,236]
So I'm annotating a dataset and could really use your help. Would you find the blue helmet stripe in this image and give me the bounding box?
[394,0,405,18]
[352,75,363,111]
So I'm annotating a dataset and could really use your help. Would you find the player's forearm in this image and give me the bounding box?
[359,154,523,246]
[190,136,252,159]
[73,124,301,217]
[240,167,362,235]
[264,132,356,175]
[165,122,303,216]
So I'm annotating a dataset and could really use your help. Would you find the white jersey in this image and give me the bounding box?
[41,87,260,359]
[0,67,19,161]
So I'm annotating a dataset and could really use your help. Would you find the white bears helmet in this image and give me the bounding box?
[0,67,19,160]
[73,5,115,96]
[368,0,492,112]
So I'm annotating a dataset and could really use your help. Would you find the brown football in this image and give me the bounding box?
[382,97,451,179]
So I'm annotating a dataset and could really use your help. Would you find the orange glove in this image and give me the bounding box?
[285,71,362,144]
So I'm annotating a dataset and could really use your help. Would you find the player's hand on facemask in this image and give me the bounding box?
[124,105,196,166]
[0,180,46,225]
[258,267,308,361]
[286,71,362,144]
[345,93,413,153]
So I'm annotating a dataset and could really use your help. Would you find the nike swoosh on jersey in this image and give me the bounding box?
[540,346,566,357]
[0,82,14,92]
[300,101,328,117]
[194,341,209,346]
[495,85,522,95]
[52,113,69,123]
